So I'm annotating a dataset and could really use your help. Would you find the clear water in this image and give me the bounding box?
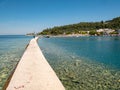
[38,36,120,90]
[0,36,120,90]
[0,35,32,90]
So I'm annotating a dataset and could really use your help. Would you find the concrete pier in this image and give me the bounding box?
[6,37,65,90]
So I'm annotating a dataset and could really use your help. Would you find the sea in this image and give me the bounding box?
[0,35,32,90]
[0,35,120,90]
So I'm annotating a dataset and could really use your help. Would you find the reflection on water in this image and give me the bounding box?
[38,36,120,90]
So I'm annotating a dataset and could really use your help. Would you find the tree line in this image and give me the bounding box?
[38,17,120,35]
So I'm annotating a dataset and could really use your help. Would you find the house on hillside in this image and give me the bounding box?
[96,29,115,35]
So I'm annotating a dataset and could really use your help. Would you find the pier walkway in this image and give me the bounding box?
[6,37,65,90]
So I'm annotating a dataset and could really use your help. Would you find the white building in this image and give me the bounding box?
[97,29,115,34]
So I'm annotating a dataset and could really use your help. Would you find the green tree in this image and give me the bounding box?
[89,30,97,35]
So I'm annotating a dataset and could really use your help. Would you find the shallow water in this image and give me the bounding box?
[0,35,32,90]
[38,36,120,90]
[0,36,120,90]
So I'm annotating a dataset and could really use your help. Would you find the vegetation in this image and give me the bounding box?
[89,30,97,35]
[38,17,120,35]
[26,33,35,36]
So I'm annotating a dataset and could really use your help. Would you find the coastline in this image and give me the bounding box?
[39,34,90,38]
[39,33,120,38]
[52,34,89,37]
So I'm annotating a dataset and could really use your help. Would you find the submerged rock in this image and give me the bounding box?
[74,60,81,66]
[118,79,120,82]
[0,73,7,78]
[64,68,68,73]
[60,77,68,82]
[103,70,111,76]
[72,80,80,84]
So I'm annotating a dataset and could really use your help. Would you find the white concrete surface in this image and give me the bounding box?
[6,38,65,90]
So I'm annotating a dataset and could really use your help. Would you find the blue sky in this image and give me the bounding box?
[0,0,120,35]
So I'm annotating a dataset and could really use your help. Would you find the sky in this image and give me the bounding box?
[0,0,120,35]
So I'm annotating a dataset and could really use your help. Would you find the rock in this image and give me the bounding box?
[118,79,120,82]
[103,70,111,76]
[72,80,80,84]
[68,72,75,79]
[60,77,68,81]
[1,73,7,78]
[64,68,68,73]
[74,60,81,66]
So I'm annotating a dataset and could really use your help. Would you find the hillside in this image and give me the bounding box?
[38,17,120,35]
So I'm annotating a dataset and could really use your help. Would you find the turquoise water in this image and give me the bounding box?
[0,35,120,90]
[38,36,120,90]
[0,35,32,90]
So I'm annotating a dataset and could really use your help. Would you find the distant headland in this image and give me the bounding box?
[36,16,120,36]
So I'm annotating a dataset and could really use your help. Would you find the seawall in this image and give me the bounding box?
[6,37,65,90]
